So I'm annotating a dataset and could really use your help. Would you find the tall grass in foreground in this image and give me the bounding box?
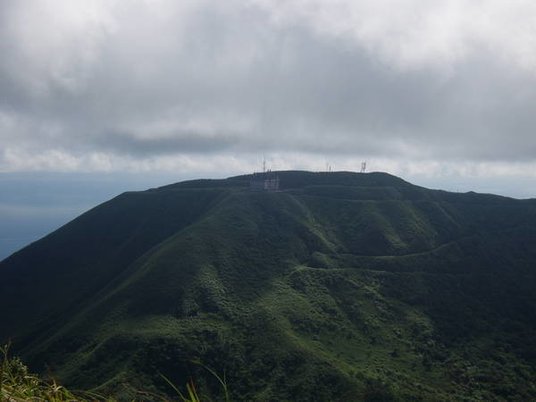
[0,344,111,401]
[1,344,229,402]
[161,364,230,402]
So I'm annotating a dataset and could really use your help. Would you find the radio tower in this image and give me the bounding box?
[360,161,367,173]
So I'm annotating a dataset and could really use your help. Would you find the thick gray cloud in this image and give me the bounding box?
[2,0,536,177]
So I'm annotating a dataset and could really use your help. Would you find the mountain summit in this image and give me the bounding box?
[1,171,535,400]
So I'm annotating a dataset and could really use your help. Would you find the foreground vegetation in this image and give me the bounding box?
[1,345,221,402]
[1,344,104,401]
[1,171,535,400]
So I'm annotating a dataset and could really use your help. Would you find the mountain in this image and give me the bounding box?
[1,171,535,401]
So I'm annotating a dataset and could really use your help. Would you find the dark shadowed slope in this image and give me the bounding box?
[1,171,535,401]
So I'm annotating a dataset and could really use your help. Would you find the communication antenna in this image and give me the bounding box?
[361,161,367,173]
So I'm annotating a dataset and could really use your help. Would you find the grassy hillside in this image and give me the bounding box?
[1,171,535,401]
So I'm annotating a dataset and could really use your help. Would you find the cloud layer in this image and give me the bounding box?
[2,0,536,176]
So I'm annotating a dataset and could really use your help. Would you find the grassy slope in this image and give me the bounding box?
[1,171,535,401]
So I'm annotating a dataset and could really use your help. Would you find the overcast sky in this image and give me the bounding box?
[2,0,536,258]
[2,0,536,178]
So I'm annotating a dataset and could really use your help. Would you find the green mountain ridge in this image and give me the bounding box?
[1,171,535,401]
